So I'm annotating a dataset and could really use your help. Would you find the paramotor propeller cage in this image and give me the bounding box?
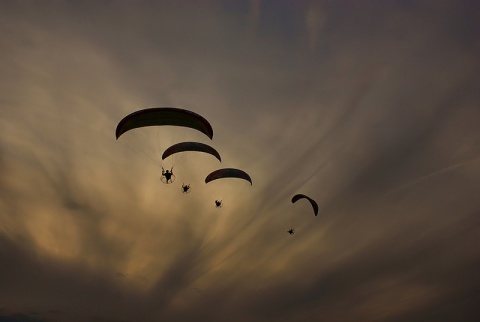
[161,173,176,184]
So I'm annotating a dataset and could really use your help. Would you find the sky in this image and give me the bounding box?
[1,0,480,321]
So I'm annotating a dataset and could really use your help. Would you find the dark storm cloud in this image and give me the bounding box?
[0,235,159,322]
[0,313,47,322]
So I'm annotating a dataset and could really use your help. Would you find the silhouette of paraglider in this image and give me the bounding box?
[181,183,191,194]
[291,194,318,216]
[161,167,175,184]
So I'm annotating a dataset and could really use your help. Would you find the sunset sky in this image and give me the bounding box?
[1,1,479,321]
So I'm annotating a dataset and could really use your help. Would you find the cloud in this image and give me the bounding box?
[305,1,327,50]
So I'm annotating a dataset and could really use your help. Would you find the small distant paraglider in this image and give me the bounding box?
[215,200,223,208]
[291,194,318,216]
[181,183,191,194]
[288,194,319,235]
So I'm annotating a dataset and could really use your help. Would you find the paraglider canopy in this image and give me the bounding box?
[291,194,318,216]
[162,141,221,162]
[205,168,252,185]
[115,107,213,140]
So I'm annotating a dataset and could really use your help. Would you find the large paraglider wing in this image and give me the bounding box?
[162,142,221,162]
[115,107,213,140]
[205,168,252,185]
[291,194,319,216]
